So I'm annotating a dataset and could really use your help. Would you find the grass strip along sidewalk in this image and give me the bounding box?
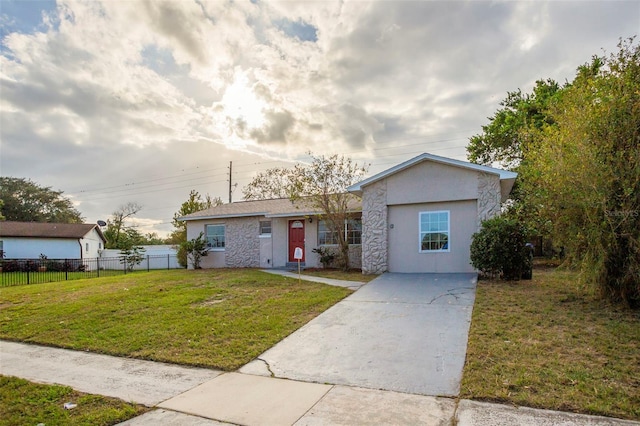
[0,269,352,371]
[461,267,640,421]
[0,376,147,426]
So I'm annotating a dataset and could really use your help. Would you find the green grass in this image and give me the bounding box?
[461,267,640,420]
[0,375,146,426]
[0,269,352,371]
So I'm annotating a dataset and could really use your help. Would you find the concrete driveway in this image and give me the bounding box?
[241,273,477,396]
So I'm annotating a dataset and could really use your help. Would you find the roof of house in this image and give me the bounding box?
[347,152,518,198]
[180,196,362,221]
[0,221,106,242]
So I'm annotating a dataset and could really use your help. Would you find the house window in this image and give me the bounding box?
[0,240,3,258]
[259,221,272,236]
[99,242,102,250]
[206,224,225,250]
[419,211,449,252]
[86,243,89,252]
[346,218,362,244]
[318,218,362,245]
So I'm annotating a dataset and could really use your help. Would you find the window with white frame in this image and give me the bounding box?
[419,211,449,252]
[318,218,362,245]
[346,218,362,244]
[206,224,225,249]
[259,221,272,236]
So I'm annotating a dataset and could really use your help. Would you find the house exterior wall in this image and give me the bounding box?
[184,215,362,270]
[80,228,105,259]
[477,172,501,224]
[386,161,479,205]
[2,237,81,259]
[361,180,388,274]
[259,234,272,268]
[271,218,289,268]
[388,200,477,273]
[225,218,260,268]
[187,220,226,268]
[273,217,321,268]
[359,160,504,274]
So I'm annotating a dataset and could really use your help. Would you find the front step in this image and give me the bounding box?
[285,262,305,269]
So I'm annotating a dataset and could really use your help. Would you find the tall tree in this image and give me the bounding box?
[243,154,368,270]
[467,79,561,169]
[170,190,221,238]
[523,38,640,308]
[0,177,83,223]
[242,166,304,200]
[103,202,143,249]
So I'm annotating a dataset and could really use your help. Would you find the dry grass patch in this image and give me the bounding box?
[461,267,640,420]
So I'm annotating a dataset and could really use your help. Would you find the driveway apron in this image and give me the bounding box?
[241,273,477,397]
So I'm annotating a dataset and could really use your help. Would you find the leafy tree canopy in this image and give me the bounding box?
[522,38,640,308]
[103,202,143,249]
[467,78,562,169]
[0,177,83,223]
[243,153,368,270]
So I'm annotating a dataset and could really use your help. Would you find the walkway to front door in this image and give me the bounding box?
[241,273,477,397]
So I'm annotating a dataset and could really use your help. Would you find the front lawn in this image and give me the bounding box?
[0,269,352,371]
[0,376,146,426]
[461,267,640,420]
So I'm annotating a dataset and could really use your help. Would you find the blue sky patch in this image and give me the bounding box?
[140,44,185,75]
[0,0,58,39]
[275,18,317,43]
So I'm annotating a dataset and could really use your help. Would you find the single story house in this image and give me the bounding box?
[181,197,362,270]
[0,221,107,260]
[181,153,517,273]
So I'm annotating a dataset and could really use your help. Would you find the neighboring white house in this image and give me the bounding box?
[180,153,517,273]
[0,221,107,259]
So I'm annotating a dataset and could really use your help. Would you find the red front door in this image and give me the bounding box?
[289,220,305,262]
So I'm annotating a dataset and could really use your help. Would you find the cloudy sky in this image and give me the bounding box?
[1,0,638,237]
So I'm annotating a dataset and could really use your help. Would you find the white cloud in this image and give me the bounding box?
[1,0,637,236]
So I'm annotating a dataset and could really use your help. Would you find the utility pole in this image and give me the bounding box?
[228,161,233,203]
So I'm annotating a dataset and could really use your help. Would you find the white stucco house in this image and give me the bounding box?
[181,153,517,273]
[0,221,107,260]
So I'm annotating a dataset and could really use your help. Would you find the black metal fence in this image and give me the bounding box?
[1,255,182,287]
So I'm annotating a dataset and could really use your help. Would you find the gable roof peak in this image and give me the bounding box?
[347,152,517,194]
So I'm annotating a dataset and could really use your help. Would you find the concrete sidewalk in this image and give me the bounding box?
[260,269,366,290]
[2,340,639,426]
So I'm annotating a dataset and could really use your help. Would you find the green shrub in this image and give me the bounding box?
[182,232,208,269]
[471,216,532,280]
[312,246,337,269]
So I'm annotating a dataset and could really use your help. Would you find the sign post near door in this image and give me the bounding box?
[294,247,303,283]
